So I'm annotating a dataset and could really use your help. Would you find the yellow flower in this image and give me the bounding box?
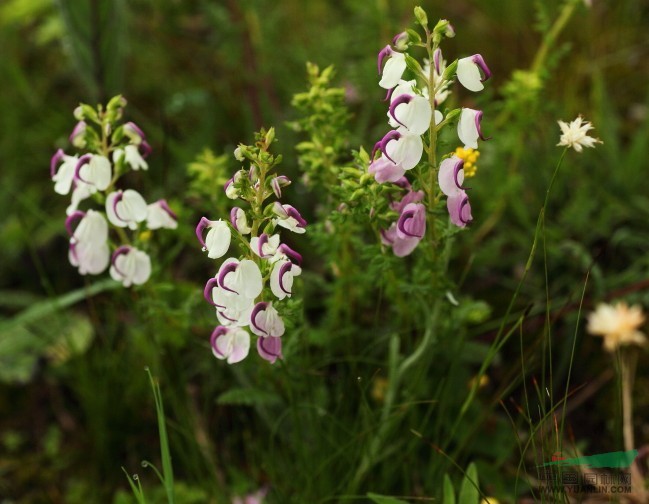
[454,147,480,178]
[587,302,647,352]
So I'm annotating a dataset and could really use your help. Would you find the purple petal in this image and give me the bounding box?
[277,244,302,266]
[65,210,86,237]
[284,205,307,227]
[383,87,395,103]
[69,121,86,143]
[74,154,93,183]
[218,262,239,294]
[433,48,442,75]
[379,130,402,164]
[389,94,413,127]
[397,203,426,238]
[195,216,212,248]
[257,233,270,257]
[157,199,177,220]
[250,302,269,336]
[210,326,229,357]
[230,207,241,231]
[124,122,146,141]
[50,149,65,178]
[471,54,491,81]
[377,45,392,74]
[474,110,491,141]
[204,277,223,307]
[257,336,282,363]
[278,261,293,295]
[112,191,127,222]
[139,140,152,158]
[111,245,131,277]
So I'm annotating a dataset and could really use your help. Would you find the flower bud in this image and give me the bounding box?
[414,6,428,28]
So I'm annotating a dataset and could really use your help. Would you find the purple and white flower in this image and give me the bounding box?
[217,258,263,300]
[438,155,473,228]
[211,326,250,364]
[381,223,421,258]
[457,108,488,149]
[396,203,426,240]
[123,122,146,145]
[388,94,432,135]
[378,45,407,89]
[273,204,307,234]
[257,335,282,364]
[250,233,280,258]
[250,302,285,338]
[74,154,111,191]
[196,217,232,259]
[69,121,87,148]
[369,155,406,184]
[146,199,178,230]
[109,246,152,287]
[66,209,110,275]
[230,207,251,234]
[270,259,302,300]
[51,149,79,196]
[113,145,148,171]
[106,189,148,230]
[456,54,491,92]
[373,130,423,171]
[271,175,291,198]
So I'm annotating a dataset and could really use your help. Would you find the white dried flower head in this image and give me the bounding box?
[587,302,647,352]
[557,115,602,152]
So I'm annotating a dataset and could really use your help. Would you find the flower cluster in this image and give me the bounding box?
[51,96,177,286]
[197,129,304,365]
[369,9,491,256]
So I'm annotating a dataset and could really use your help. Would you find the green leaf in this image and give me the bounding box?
[443,474,456,504]
[216,388,282,406]
[458,463,480,504]
[367,493,409,504]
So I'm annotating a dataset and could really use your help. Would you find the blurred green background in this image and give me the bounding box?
[1,0,649,502]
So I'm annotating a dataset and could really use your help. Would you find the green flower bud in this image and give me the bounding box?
[414,6,428,28]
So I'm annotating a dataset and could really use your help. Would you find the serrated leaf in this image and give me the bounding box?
[216,388,281,406]
[458,463,479,504]
[367,493,409,504]
[443,474,456,504]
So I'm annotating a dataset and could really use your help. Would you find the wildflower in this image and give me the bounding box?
[109,246,152,287]
[458,108,488,149]
[373,130,423,171]
[270,175,291,199]
[456,54,491,92]
[250,302,285,338]
[388,94,432,135]
[113,144,148,171]
[74,154,111,191]
[51,149,79,195]
[123,122,146,145]
[587,302,647,352]
[557,116,602,152]
[396,203,426,239]
[257,335,283,364]
[422,49,451,105]
[275,243,302,266]
[106,189,148,229]
[211,326,250,364]
[273,204,307,234]
[230,207,252,234]
[369,155,406,184]
[146,199,178,230]
[392,31,409,51]
[69,121,87,148]
[217,258,263,299]
[438,156,473,228]
[250,233,280,259]
[270,259,302,300]
[378,45,407,89]
[67,210,110,275]
[196,217,232,259]
[454,147,480,177]
[381,223,421,257]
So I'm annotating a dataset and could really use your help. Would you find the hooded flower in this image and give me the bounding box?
[378,45,407,89]
[109,246,152,287]
[373,130,423,171]
[146,199,178,230]
[369,155,406,184]
[196,217,232,259]
[250,233,280,259]
[216,258,263,300]
[106,189,148,230]
[457,108,488,150]
[257,335,282,364]
[250,302,285,339]
[456,54,491,92]
[438,156,473,228]
[51,150,79,195]
[113,144,148,171]
[66,209,110,275]
[230,207,252,234]
[388,94,432,135]
[74,154,112,191]
[270,259,302,300]
[273,204,307,234]
[381,223,420,257]
[211,326,250,364]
